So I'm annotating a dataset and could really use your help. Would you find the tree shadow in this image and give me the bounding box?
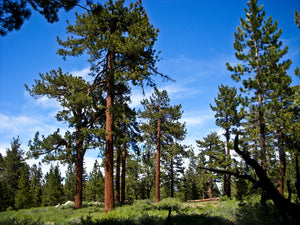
[72,213,234,225]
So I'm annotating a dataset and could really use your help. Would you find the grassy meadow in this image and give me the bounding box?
[0,198,286,225]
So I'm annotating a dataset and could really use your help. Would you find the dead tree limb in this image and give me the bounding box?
[234,135,300,224]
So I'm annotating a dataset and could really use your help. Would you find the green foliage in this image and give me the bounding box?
[30,164,43,207]
[57,0,168,88]
[14,164,32,209]
[84,160,104,202]
[235,198,287,225]
[3,198,289,225]
[0,137,25,210]
[0,0,82,36]
[139,87,187,200]
[64,163,76,202]
[42,165,64,206]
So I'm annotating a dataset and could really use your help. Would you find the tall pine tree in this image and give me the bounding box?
[56,0,168,212]
[140,87,185,203]
[27,69,104,209]
[226,0,292,172]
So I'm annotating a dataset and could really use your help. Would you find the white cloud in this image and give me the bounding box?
[70,67,93,82]
[181,112,214,128]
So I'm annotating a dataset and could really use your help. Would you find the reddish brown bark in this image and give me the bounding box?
[155,115,161,203]
[115,145,121,202]
[121,142,126,203]
[104,51,115,213]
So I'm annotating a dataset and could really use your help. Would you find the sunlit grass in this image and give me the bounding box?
[0,197,290,225]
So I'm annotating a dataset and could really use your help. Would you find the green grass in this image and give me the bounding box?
[0,198,289,225]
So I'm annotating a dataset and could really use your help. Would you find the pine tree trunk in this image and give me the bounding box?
[104,51,115,213]
[121,142,126,203]
[75,140,84,209]
[116,145,121,202]
[155,116,161,203]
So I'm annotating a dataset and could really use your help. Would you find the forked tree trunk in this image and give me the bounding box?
[74,139,84,209]
[115,145,121,202]
[104,51,115,213]
[155,116,161,203]
[121,142,126,203]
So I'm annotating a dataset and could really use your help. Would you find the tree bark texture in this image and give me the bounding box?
[104,51,115,213]
[155,116,161,203]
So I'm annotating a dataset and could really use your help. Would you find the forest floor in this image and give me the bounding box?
[0,197,288,225]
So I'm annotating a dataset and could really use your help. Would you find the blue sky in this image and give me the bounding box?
[0,0,299,174]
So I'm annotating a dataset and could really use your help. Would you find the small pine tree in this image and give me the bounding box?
[42,165,64,206]
[15,164,32,209]
[85,160,104,202]
[30,163,43,207]
[64,163,76,202]
[196,132,225,198]
[2,137,25,209]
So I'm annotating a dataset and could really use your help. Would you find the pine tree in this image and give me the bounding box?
[140,145,156,199]
[139,87,185,202]
[226,0,291,171]
[30,163,43,207]
[210,85,243,197]
[42,165,64,206]
[57,0,168,212]
[2,137,25,209]
[27,68,104,209]
[0,0,85,36]
[196,132,225,198]
[14,164,32,209]
[85,160,104,202]
[125,154,141,200]
[64,163,76,202]
[0,153,9,211]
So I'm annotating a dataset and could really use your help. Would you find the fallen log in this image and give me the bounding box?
[187,198,220,203]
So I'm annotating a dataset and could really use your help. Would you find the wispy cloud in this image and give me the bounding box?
[70,67,93,82]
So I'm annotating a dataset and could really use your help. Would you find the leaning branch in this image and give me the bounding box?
[198,166,256,183]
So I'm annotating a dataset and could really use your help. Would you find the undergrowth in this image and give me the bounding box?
[0,197,295,225]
